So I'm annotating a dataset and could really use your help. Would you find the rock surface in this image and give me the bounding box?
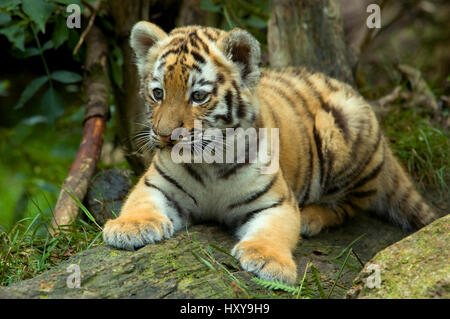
[0,214,408,299]
[348,214,450,299]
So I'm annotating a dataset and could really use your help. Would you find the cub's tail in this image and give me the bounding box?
[374,147,440,230]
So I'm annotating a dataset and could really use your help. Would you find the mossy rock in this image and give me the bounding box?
[0,213,410,299]
[348,214,450,299]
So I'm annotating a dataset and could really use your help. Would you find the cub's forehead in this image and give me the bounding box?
[148,33,225,90]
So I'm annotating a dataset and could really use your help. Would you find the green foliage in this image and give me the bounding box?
[383,106,450,199]
[0,0,85,124]
[251,265,316,299]
[22,0,56,33]
[0,203,102,286]
[200,0,270,45]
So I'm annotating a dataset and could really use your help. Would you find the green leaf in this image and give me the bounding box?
[51,70,82,83]
[41,86,65,122]
[200,0,221,13]
[0,0,21,10]
[51,0,83,8]
[51,15,68,48]
[0,11,12,25]
[22,0,55,33]
[22,115,48,126]
[14,39,53,58]
[14,75,48,109]
[0,22,26,50]
[246,15,267,29]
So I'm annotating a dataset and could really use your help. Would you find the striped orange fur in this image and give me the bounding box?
[103,22,438,284]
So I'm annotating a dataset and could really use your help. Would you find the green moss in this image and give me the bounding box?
[354,215,450,298]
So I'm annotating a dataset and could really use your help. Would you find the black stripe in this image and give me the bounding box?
[168,36,185,47]
[323,148,335,189]
[322,102,350,141]
[343,200,364,213]
[203,29,216,41]
[232,81,246,119]
[154,163,198,206]
[229,175,278,209]
[326,120,367,189]
[218,162,249,179]
[197,78,214,86]
[234,198,285,228]
[190,64,201,73]
[303,76,325,104]
[161,48,180,59]
[350,160,384,191]
[270,75,314,119]
[191,50,206,64]
[326,128,382,195]
[349,189,377,198]
[144,180,186,218]
[266,84,304,123]
[313,124,324,187]
[215,90,233,124]
[324,77,339,91]
[217,73,225,84]
[183,164,205,186]
[385,173,399,205]
[298,139,313,207]
[303,76,350,141]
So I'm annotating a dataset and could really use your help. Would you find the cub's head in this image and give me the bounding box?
[130,21,261,150]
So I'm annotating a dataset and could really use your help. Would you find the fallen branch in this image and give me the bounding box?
[371,64,442,121]
[50,24,110,234]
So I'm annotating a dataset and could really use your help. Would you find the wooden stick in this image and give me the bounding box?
[72,2,101,55]
[50,25,110,234]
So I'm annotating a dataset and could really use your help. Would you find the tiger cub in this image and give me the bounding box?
[103,21,438,284]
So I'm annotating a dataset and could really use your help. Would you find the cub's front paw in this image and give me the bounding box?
[103,213,173,250]
[231,240,297,285]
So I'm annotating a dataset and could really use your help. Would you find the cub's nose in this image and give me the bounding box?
[158,133,172,143]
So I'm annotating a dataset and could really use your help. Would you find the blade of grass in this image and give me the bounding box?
[327,248,352,298]
[296,262,311,299]
[310,265,326,299]
[63,188,102,231]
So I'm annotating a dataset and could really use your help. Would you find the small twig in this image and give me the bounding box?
[81,0,95,13]
[72,2,101,55]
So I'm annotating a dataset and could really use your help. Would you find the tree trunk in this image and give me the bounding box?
[267,0,356,85]
[108,0,153,175]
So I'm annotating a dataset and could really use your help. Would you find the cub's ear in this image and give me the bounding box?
[130,21,167,74]
[217,28,261,87]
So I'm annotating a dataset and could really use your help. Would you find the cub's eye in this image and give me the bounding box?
[152,88,164,101]
[191,90,209,104]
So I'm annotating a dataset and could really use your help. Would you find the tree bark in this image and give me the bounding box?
[108,0,153,175]
[267,0,356,85]
[50,25,110,231]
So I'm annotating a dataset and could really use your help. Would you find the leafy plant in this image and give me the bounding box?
[0,0,85,124]
[200,0,270,46]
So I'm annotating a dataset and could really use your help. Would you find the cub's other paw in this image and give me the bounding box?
[103,213,173,251]
[231,240,297,285]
